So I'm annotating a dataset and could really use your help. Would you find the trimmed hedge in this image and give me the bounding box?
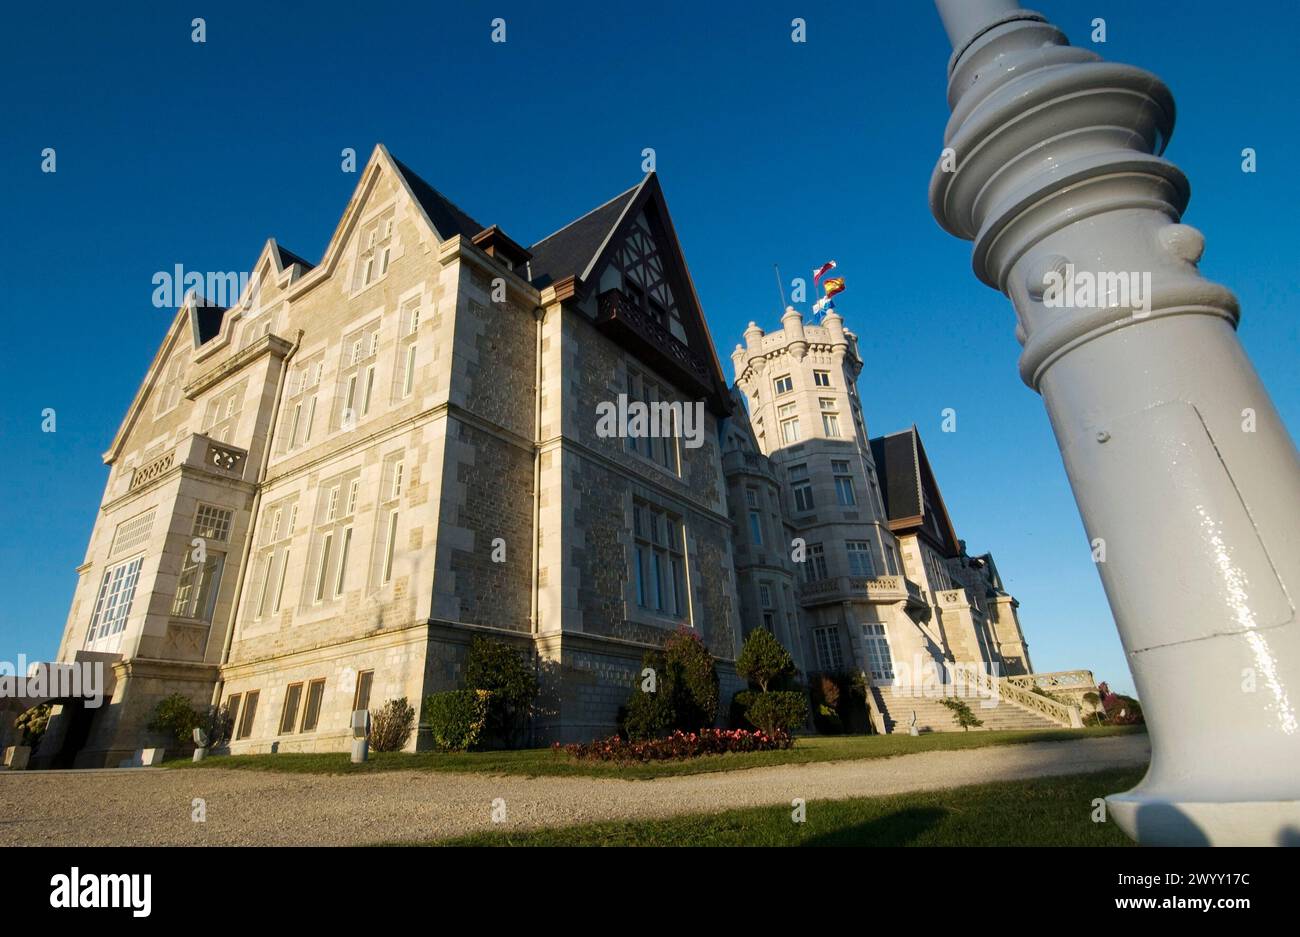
[423,689,493,751]
[744,691,808,736]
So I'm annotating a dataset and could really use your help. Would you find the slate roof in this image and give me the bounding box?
[392,157,488,241]
[192,303,228,345]
[526,181,641,288]
[274,244,315,270]
[870,428,923,522]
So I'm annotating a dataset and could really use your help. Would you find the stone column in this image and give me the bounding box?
[928,0,1300,845]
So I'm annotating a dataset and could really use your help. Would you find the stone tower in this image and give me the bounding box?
[730,307,909,682]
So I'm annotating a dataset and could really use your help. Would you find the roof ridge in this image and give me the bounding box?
[390,156,487,237]
[528,180,642,249]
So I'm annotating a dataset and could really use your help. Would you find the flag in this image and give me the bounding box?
[813,260,837,283]
[822,276,846,299]
[812,297,836,315]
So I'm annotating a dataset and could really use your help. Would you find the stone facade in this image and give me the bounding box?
[42,146,1054,766]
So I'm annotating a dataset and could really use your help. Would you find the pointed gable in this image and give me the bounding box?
[531,173,729,414]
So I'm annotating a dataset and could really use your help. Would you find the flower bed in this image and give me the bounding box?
[557,728,793,763]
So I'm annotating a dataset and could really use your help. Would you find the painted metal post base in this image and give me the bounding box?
[927,0,1300,846]
[1107,795,1300,847]
[350,739,368,764]
[193,747,207,763]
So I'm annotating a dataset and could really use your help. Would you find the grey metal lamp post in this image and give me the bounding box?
[929,0,1300,845]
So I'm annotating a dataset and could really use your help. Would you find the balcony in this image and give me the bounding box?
[799,574,926,609]
[596,288,721,409]
[127,434,249,493]
[722,448,778,483]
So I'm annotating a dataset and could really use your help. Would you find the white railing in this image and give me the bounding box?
[968,669,1082,727]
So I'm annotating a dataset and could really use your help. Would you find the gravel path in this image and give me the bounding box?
[0,734,1149,846]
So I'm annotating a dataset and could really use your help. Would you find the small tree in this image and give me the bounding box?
[147,693,201,747]
[16,703,51,751]
[664,627,719,730]
[464,636,539,746]
[736,628,795,693]
[938,696,984,731]
[369,697,416,752]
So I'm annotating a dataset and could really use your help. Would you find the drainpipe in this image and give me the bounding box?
[529,305,546,638]
[208,329,303,708]
[928,0,1300,845]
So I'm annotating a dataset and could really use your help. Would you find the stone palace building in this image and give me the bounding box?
[39,146,1090,766]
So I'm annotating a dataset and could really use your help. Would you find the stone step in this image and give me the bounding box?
[876,688,1064,734]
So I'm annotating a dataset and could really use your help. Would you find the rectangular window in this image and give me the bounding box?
[834,473,856,506]
[402,344,417,397]
[334,527,352,597]
[808,543,828,581]
[745,488,758,508]
[748,510,763,545]
[279,683,303,734]
[301,679,326,732]
[193,505,233,542]
[391,461,404,500]
[759,582,773,608]
[774,374,793,395]
[170,552,225,622]
[819,397,837,410]
[781,417,800,444]
[362,365,376,415]
[863,623,896,681]
[86,556,144,644]
[813,370,831,387]
[326,486,339,522]
[225,693,242,729]
[813,627,844,671]
[237,690,260,739]
[346,479,360,516]
[272,549,290,613]
[352,670,374,713]
[314,534,333,602]
[822,412,841,437]
[847,541,876,577]
[762,612,775,633]
[632,499,687,619]
[382,510,399,584]
[885,543,900,576]
[793,480,814,512]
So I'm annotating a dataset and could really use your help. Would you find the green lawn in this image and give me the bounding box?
[428,767,1145,846]
[166,724,1143,781]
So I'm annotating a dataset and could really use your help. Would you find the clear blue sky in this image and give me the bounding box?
[3,1,1297,699]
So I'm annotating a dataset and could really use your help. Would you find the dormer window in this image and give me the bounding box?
[354,209,395,292]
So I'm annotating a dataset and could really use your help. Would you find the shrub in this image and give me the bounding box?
[369,697,416,752]
[16,703,51,750]
[745,690,808,735]
[464,636,538,746]
[147,693,201,747]
[1097,682,1144,725]
[423,690,492,751]
[730,690,756,730]
[736,628,795,692]
[195,702,235,749]
[664,627,719,730]
[620,628,720,740]
[938,696,984,731]
[622,653,676,741]
[559,728,792,763]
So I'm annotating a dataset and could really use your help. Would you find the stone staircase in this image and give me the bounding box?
[872,685,1068,734]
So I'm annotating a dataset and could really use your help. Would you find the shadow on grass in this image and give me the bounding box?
[803,807,949,846]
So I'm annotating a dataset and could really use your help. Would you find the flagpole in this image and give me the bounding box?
[773,263,787,316]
